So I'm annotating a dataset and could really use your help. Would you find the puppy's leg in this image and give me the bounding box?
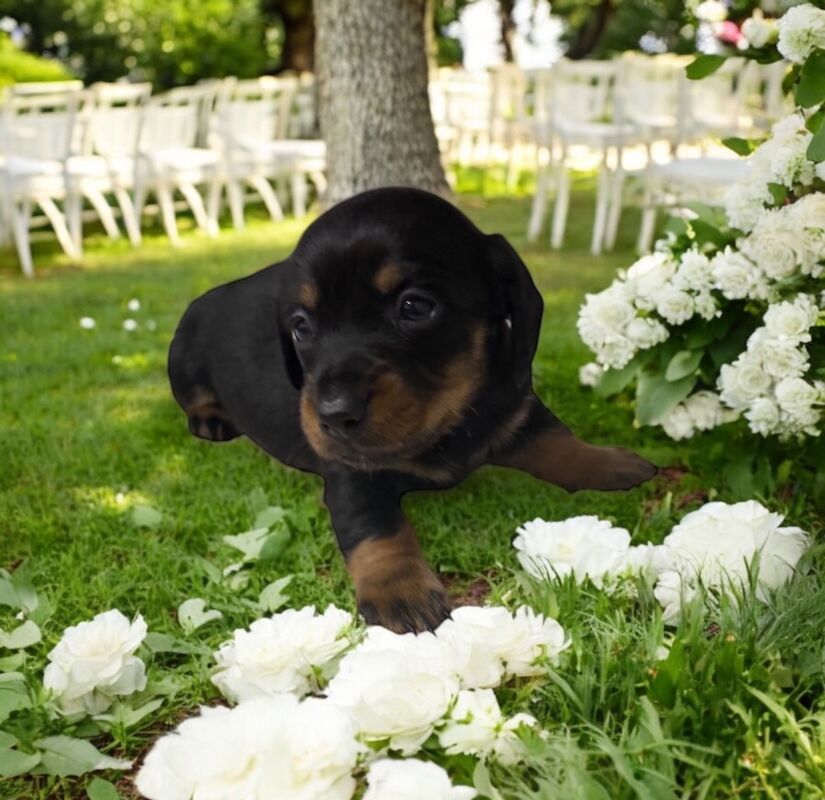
[491,397,657,492]
[324,472,452,633]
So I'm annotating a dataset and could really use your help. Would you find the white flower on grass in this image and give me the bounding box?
[438,689,538,765]
[742,14,778,48]
[211,605,352,702]
[777,3,825,63]
[436,605,569,688]
[44,610,147,715]
[579,362,603,387]
[514,516,633,587]
[122,318,138,332]
[127,298,141,312]
[326,626,458,754]
[660,404,695,441]
[363,759,476,800]
[135,695,360,800]
[79,316,96,330]
[653,501,811,623]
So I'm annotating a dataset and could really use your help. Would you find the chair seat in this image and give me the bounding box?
[239,138,326,163]
[3,156,64,178]
[649,156,749,186]
[556,119,639,146]
[143,148,221,169]
[67,155,134,179]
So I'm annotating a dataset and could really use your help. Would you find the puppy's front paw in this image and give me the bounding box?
[599,447,658,491]
[356,557,452,634]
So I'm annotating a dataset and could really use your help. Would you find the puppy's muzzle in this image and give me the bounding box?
[317,389,368,439]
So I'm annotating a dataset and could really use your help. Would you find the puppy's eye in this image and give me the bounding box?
[398,293,436,323]
[290,313,314,343]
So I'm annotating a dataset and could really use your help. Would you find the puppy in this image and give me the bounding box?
[168,187,656,633]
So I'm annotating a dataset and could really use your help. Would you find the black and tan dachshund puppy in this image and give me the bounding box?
[168,187,656,633]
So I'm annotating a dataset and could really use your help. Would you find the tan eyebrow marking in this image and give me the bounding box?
[373,262,404,294]
[299,282,318,309]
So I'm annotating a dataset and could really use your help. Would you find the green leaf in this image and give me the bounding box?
[473,760,505,800]
[0,653,26,671]
[594,354,645,398]
[767,183,788,205]
[807,119,825,163]
[795,48,825,107]
[257,529,292,562]
[0,746,41,778]
[177,598,223,633]
[258,575,294,612]
[129,504,163,530]
[97,698,164,730]
[34,736,131,777]
[689,218,729,248]
[0,672,31,725]
[636,372,696,426]
[805,107,825,134]
[665,350,703,382]
[0,620,41,650]
[223,527,271,560]
[0,578,18,609]
[142,632,202,655]
[721,136,757,156]
[87,777,121,800]
[252,505,287,530]
[686,54,726,80]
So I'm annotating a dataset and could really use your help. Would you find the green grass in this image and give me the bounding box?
[1,174,824,798]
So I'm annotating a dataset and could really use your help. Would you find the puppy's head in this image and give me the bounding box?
[279,188,542,464]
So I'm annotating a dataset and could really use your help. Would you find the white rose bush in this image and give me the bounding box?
[578,3,825,489]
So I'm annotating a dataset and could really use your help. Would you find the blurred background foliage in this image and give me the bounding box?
[0,0,783,89]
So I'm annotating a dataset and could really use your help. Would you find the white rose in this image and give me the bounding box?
[745,397,781,436]
[438,689,537,765]
[750,335,809,380]
[326,627,458,754]
[711,248,760,300]
[579,362,603,387]
[435,605,569,687]
[718,359,772,409]
[740,224,804,280]
[768,132,814,188]
[660,404,695,441]
[656,287,695,325]
[777,3,825,63]
[725,179,772,232]
[625,317,669,349]
[693,291,719,321]
[579,288,636,332]
[654,501,811,623]
[674,250,714,292]
[742,15,778,48]
[625,252,676,306]
[363,759,477,800]
[763,296,818,342]
[211,605,352,702]
[135,695,360,800]
[43,610,147,715]
[598,335,637,369]
[514,516,638,588]
[774,377,820,417]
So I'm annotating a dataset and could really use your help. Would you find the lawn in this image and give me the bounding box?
[1,175,824,799]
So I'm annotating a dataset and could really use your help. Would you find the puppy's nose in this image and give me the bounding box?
[318,392,367,437]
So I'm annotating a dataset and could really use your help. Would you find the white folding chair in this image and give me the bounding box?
[134,85,222,245]
[0,87,82,277]
[488,63,531,187]
[527,59,637,255]
[213,76,326,228]
[66,81,152,252]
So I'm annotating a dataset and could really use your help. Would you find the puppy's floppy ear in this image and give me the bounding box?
[168,289,241,443]
[487,233,543,389]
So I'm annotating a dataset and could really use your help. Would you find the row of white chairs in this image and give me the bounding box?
[430,56,788,255]
[0,75,325,277]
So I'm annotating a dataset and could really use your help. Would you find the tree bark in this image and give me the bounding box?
[314,0,450,207]
[566,0,615,60]
[499,0,517,63]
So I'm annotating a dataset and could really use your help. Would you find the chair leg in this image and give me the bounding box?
[550,162,570,250]
[290,172,308,217]
[226,178,246,230]
[156,184,181,246]
[10,199,35,278]
[85,185,121,240]
[637,208,657,254]
[248,174,284,222]
[39,196,81,260]
[605,148,626,252]
[205,177,222,236]
[310,170,327,196]
[114,188,142,247]
[591,162,611,256]
[65,188,83,255]
[527,149,551,242]
[178,182,211,234]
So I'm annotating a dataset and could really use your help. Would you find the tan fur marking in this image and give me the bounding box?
[299,282,319,310]
[347,522,451,633]
[373,262,404,294]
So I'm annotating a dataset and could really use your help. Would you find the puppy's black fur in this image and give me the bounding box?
[169,188,656,632]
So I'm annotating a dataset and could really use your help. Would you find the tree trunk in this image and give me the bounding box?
[314,0,450,207]
[566,0,615,60]
[499,0,516,63]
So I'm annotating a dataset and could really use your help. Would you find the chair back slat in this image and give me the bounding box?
[1,90,81,161]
